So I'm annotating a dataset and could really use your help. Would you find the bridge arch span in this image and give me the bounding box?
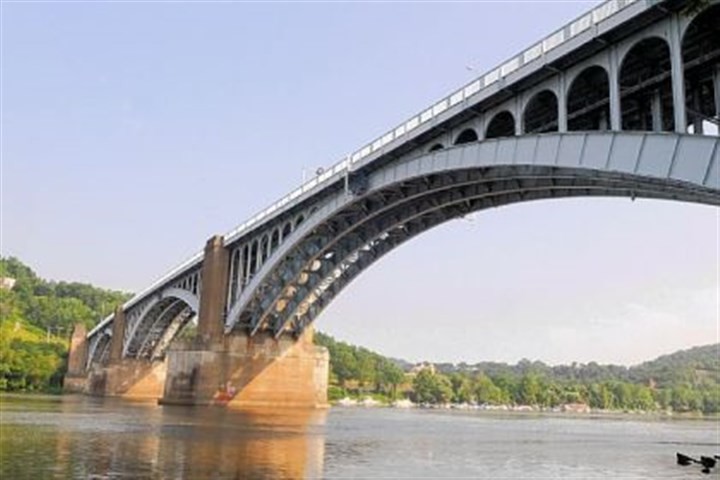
[120,287,199,360]
[225,132,719,338]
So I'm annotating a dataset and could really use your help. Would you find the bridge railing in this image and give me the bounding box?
[88,0,646,339]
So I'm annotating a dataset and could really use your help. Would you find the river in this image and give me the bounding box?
[0,394,717,479]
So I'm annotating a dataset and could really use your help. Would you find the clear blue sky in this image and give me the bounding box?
[2,1,717,365]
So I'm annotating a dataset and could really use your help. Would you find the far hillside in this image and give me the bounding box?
[0,257,132,391]
[630,344,719,387]
[316,332,719,413]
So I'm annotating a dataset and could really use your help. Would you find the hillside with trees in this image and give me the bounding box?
[0,257,131,391]
[1,256,717,415]
[316,332,719,414]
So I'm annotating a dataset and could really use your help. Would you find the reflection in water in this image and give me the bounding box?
[2,394,718,479]
[163,407,326,479]
[0,395,326,479]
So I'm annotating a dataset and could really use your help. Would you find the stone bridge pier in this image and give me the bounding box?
[160,328,329,408]
[159,236,329,408]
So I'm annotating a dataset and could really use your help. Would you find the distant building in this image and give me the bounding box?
[0,277,16,290]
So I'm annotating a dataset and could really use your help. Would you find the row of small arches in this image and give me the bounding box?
[226,208,316,306]
[430,5,719,151]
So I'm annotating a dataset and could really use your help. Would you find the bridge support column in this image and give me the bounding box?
[160,327,329,409]
[557,72,568,132]
[198,235,229,342]
[108,305,126,364]
[651,89,663,132]
[608,45,621,132]
[669,12,687,133]
[63,323,88,393]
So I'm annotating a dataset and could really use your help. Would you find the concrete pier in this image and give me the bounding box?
[160,327,329,408]
[87,359,167,399]
[63,323,88,393]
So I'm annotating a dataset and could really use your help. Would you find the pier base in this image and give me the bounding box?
[63,323,89,393]
[63,375,88,393]
[160,328,329,408]
[87,359,167,399]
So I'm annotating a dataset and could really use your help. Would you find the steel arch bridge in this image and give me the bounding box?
[83,0,720,372]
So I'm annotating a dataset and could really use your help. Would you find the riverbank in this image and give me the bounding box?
[331,396,719,420]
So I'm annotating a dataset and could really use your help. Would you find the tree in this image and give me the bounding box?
[356,349,377,390]
[474,374,508,405]
[377,359,404,399]
[332,345,359,388]
[449,373,473,404]
[518,374,542,405]
[588,383,614,410]
[412,369,453,404]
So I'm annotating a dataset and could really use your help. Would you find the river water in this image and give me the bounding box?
[0,394,717,479]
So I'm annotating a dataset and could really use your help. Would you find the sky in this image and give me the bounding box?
[1,1,717,366]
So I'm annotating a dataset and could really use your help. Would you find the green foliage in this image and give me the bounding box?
[0,320,67,391]
[1,256,131,332]
[327,385,347,402]
[412,369,453,404]
[474,373,509,405]
[314,331,406,400]
[316,328,718,413]
[0,257,133,392]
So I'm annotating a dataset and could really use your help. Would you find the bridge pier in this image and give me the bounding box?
[198,234,229,343]
[86,358,167,399]
[160,327,329,409]
[85,305,167,399]
[63,323,88,393]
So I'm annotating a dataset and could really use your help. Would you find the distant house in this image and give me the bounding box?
[0,277,16,290]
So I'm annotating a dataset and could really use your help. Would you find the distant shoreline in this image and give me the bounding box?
[330,398,718,420]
